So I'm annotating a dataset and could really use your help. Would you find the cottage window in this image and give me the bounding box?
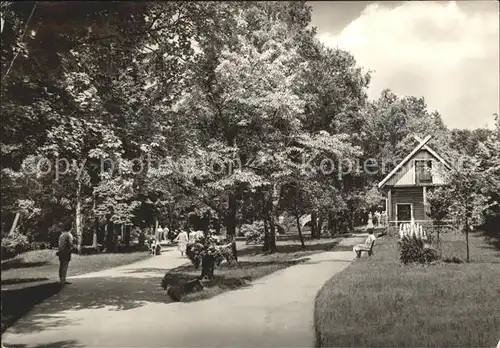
[415,160,432,184]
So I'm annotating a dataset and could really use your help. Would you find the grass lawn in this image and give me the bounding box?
[1,249,149,286]
[315,231,500,347]
[163,238,353,302]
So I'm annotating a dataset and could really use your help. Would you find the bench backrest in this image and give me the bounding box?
[369,240,376,252]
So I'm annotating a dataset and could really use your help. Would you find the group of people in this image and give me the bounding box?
[147,227,210,258]
[365,210,387,229]
[172,229,210,257]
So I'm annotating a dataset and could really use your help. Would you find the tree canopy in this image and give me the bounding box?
[1,1,498,256]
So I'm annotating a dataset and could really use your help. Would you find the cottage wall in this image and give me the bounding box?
[390,187,427,222]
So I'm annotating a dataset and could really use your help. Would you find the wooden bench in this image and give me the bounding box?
[356,240,375,258]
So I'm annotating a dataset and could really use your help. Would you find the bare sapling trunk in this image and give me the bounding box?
[465,220,470,263]
[295,213,306,249]
[464,201,471,263]
[154,219,159,241]
[75,180,83,253]
[436,224,441,258]
[9,212,21,235]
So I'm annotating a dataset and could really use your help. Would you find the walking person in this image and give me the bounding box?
[366,211,374,230]
[174,229,189,257]
[381,211,387,226]
[57,227,74,285]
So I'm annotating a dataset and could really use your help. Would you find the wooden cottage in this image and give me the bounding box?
[378,135,452,226]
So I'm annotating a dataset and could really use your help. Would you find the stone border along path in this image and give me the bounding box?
[2,237,365,348]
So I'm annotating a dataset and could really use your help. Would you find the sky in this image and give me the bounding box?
[309,1,499,130]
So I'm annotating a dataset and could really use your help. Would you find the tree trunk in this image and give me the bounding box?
[269,213,277,253]
[295,214,306,249]
[168,205,175,233]
[154,219,159,241]
[113,225,119,253]
[124,225,130,247]
[104,219,114,251]
[75,180,83,253]
[311,211,318,239]
[226,194,238,261]
[327,212,334,236]
[347,208,354,232]
[263,191,277,253]
[263,217,270,253]
[269,184,279,252]
[202,211,210,237]
[200,254,215,280]
[215,217,221,235]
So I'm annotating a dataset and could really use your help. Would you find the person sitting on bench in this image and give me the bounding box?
[353,229,376,259]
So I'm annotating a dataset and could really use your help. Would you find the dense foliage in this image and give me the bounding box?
[1,2,498,263]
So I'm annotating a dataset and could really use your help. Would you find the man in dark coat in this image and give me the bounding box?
[58,228,74,284]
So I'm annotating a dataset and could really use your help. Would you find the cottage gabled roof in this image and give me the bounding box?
[412,135,452,171]
[377,135,452,189]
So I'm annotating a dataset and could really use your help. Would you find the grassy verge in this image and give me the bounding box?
[1,249,149,285]
[314,231,500,347]
[164,240,352,302]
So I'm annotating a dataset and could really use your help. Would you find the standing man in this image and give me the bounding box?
[58,227,74,285]
[374,210,381,227]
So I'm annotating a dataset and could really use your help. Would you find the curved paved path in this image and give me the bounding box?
[2,240,361,348]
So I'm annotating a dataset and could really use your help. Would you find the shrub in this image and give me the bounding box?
[241,221,264,237]
[30,241,48,251]
[1,231,30,260]
[185,235,225,269]
[398,222,438,265]
[242,221,264,244]
[442,256,464,264]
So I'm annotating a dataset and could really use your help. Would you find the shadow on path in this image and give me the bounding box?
[8,268,174,334]
[1,260,49,271]
[8,340,84,348]
[238,241,349,257]
[1,277,50,286]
